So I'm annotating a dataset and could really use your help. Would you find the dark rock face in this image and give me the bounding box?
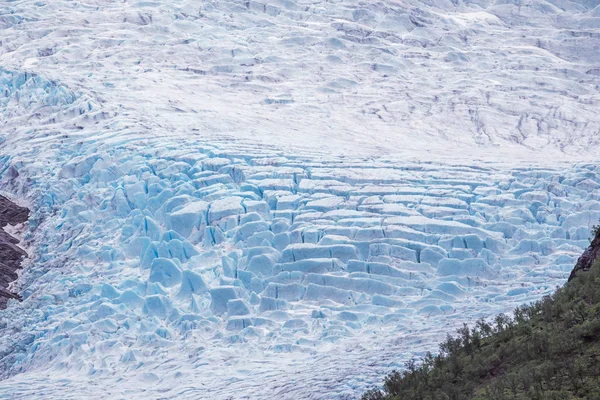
[0,195,29,309]
[568,227,600,282]
[0,196,29,228]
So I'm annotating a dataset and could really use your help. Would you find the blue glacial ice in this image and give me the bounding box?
[2,117,599,398]
[0,0,600,397]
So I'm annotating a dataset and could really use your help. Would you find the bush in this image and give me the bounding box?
[361,388,385,400]
[593,221,600,239]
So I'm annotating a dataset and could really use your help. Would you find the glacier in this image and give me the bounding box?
[1,0,600,398]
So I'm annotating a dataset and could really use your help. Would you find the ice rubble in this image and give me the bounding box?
[1,103,600,397]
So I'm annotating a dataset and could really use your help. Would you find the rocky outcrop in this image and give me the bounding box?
[0,195,28,308]
[568,226,600,282]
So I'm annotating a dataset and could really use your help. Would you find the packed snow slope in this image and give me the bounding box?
[2,0,600,159]
[0,0,600,398]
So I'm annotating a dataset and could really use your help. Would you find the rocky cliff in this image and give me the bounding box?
[568,225,600,282]
[0,196,28,308]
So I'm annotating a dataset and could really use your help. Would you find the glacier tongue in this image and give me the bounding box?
[0,0,600,398]
[1,122,599,398]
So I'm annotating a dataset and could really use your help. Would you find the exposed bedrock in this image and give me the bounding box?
[0,195,28,308]
[569,226,600,282]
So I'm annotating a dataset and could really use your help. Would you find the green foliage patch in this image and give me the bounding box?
[593,223,600,240]
[363,260,600,400]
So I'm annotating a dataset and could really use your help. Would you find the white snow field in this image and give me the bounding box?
[1,0,600,398]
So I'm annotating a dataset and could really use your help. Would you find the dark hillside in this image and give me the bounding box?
[363,226,600,400]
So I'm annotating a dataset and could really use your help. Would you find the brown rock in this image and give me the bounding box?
[568,226,600,282]
[0,195,29,308]
[0,195,28,227]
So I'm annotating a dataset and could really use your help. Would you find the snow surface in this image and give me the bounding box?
[1,0,600,398]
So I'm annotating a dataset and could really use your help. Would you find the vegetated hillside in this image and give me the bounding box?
[363,226,600,400]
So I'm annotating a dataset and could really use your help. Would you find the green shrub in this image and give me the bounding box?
[361,258,600,400]
[593,222,600,239]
